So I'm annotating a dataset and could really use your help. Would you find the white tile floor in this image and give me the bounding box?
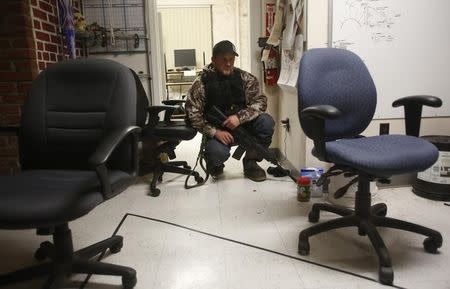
[1,134,449,289]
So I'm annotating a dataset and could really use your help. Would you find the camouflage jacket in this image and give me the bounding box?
[185,64,267,138]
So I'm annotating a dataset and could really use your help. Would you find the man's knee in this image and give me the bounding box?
[252,113,275,137]
[204,139,230,165]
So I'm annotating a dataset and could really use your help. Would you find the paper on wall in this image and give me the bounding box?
[267,0,286,46]
[278,0,304,87]
[278,33,303,87]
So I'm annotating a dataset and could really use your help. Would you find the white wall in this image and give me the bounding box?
[157,0,240,66]
[158,6,212,69]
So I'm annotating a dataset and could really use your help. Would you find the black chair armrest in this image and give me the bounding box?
[301,105,341,119]
[162,99,186,106]
[89,125,141,199]
[147,105,178,126]
[392,95,442,108]
[392,95,442,137]
[301,105,341,162]
[146,105,178,116]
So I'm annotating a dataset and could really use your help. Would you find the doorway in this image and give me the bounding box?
[158,5,213,100]
[148,0,259,104]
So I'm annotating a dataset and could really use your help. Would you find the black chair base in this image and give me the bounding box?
[0,224,136,289]
[298,176,442,285]
[149,160,204,197]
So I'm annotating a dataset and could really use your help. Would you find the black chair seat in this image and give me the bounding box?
[326,134,438,177]
[0,170,131,229]
[144,121,197,141]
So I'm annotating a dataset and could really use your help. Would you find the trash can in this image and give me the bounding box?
[413,135,450,201]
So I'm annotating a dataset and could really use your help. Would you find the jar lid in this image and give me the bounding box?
[297,176,311,185]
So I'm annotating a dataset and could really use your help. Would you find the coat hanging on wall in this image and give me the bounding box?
[58,0,76,59]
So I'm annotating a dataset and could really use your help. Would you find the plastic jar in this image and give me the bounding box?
[297,176,311,202]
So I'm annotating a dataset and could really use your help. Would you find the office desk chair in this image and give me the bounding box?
[297,48,443,285]
[0,59,140,289]
[130,71,203,197]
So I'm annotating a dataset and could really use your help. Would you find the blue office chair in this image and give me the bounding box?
[297,48,443,285]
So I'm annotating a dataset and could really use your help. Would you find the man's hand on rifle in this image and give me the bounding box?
[214,129,234,145]
[223,114,240,130]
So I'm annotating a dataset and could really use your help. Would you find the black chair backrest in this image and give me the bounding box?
[129,69,150,128]
[298,48,377,141]
[19,58,137,170]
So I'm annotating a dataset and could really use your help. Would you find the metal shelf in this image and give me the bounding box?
[82,0,147,53]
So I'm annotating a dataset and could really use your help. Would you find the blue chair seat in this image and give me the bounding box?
[326,134,439,178]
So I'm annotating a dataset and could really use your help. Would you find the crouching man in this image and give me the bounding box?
[185,40,275,181]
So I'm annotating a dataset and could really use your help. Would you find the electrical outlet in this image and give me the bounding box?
[380,123,390,135]
[281,118,290,132]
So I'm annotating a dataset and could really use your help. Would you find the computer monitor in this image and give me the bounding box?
[174,49,196,68]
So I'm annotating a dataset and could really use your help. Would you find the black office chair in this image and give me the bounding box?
[297,48,443,285]
[0,59,141,289]
[129,71,203,197]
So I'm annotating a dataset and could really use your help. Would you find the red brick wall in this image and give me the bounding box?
[0,0,82,175]
[0,0,38,175]
[32,0,60,70]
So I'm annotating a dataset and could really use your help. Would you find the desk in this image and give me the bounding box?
[165,69,200,100]
[165,82,194,100]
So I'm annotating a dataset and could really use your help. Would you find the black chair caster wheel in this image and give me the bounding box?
[308,211,319,223]
[149,188,161,197]
[110,239,124,254]
[423,237,442,253]
[372,203,387,217]
[379,266,393,285]
[298,239,310,256]
[122,275,137,289]
[34,241,53,261]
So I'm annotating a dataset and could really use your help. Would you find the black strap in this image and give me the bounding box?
[184,135,209,189]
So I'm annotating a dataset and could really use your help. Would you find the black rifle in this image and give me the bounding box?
[206,105,296,182]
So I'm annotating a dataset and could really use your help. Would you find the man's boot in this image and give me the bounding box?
[207,162,224,180]
[243,150,266,182]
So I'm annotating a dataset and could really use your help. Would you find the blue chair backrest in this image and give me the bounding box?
[298,48,377,141]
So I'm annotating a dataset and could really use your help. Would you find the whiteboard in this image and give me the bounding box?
[330,0,450,119]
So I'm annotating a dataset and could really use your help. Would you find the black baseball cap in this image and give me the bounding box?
[212,40,239,57]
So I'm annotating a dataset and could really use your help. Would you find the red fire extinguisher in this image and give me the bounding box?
[262,46,279,86]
